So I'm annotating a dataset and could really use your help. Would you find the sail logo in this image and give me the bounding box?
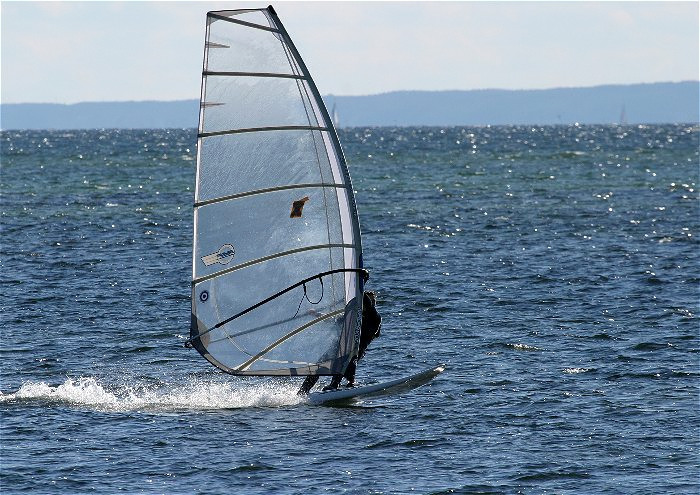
[202,244,235,266]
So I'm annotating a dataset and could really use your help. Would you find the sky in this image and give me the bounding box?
[1,1,698,104]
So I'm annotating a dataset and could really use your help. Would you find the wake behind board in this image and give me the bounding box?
[308,364,445,405]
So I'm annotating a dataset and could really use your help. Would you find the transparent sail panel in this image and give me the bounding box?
[206,16,294,74]
[201,75,319,133]
[192,7,362,376]
[300,79,327,128]
[192,248,353,374]
[196,130,334,203]
[194,186,344,280]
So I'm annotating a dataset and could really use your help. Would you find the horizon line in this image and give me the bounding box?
[2,80,697,107]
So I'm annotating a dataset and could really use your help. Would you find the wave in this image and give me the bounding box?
[0,376,305,411]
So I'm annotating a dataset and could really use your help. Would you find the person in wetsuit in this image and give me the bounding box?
[298,290,382,395]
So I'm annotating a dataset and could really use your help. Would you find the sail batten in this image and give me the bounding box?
[192,244,357,285]
[208,12,280,32]
[191,6,362,377]
[198,125,329,139]
[194,183,348,208]
[203,71,308,80]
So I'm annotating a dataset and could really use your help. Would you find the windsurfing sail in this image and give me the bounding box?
[188,6,364,376]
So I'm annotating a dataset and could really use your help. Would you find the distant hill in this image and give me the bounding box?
[326,82,699,127]
[0,100,199,131]
[1,82,697,130]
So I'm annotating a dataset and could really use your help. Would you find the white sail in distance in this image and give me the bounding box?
[189,6,364,376]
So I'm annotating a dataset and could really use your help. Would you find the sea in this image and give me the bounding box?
[1,124,698,494]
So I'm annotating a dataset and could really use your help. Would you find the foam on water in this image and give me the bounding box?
[563,367,595,374]
[0,376,305,411]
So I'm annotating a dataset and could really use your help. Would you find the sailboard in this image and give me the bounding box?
[308,364,445,405]
[187,5,366,378]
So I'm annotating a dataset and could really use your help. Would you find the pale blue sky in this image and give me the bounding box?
[1,1,698,104]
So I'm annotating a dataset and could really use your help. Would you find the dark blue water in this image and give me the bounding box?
[1,125,698,494]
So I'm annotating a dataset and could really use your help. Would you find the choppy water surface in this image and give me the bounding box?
[1,125,698,494]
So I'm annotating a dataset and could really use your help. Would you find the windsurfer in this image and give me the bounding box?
[298,291,382,395]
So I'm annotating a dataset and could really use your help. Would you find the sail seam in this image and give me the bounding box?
[199,125,329,138]
[296,75,337,299]
[236,309,346,371]
[203,71,307,80]
[208,12,281,32]
[276,26,338,302]
[194,183,348,207]
[192,243,356,284]
[277,30,338,296]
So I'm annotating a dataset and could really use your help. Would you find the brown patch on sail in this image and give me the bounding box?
[290,196,310,218]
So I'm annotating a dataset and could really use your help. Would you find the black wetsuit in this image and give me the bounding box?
[298,292,381,394]
[343,291,381,385]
